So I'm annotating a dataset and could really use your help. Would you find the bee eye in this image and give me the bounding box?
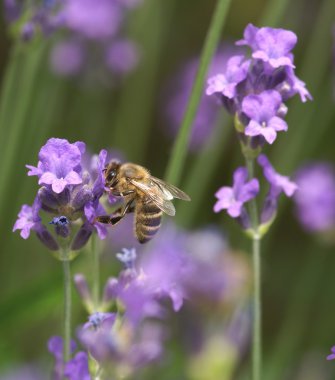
[106,170,116,182]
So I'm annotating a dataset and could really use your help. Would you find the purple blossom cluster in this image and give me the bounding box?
[64,224,251,378]
[206,24,312,145]
[214,155,297,229]
[4,0,141,80]
[293,163,335,233]
[209,24,308,231]
[13,138,111,253]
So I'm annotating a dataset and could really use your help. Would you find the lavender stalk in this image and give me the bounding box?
[245,157,261,380]
[62,250,72,365]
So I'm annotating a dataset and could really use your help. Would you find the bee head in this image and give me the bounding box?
[104,160,121,188]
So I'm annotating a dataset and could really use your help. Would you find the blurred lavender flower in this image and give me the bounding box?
[13,138,112,254]
[64,352,91,380]
[327,346,335,360]
[258,154,297,224]
[0,365,45,380]
[165,46,242,150]
[50,41,84,76]
[214,167,259,218]
[4,0,142,82]
[48,336,77,380]
[294,163,335,232]
[78,313,164,377]
[206,23,312,148]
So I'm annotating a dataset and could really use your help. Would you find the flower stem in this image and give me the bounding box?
[246,157,261,380]
[165,0,232,185]
[252,234,261,380]
[62,252,72,367]
[92,234,100,310]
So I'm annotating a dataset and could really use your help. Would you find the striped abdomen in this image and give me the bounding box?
[135,200,162,244]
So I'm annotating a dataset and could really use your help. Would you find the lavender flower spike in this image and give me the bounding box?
[214,167,259,218]
[242,90,288,144]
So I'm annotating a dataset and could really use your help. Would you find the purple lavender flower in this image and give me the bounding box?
[105,39,139,74]
[0,365,45,380]
[258,154,297,224]
[206,55,249,98]
[214,167,259,218]
[14,138,113,252]
[84,312,116,330]
[242,90,288,144]
[206,24,311,149]
[294,163,335,232]
[50,41,84,76]
[327,346,335,360]
[48,336,77,380]
[63,0,122,40]
[258,154,297,197]
[64,352,91,380]
[4,0,141,83]
[78,313,164,373]
[27,138,84,194]
[236,23,297,68]
[116,247,137,269]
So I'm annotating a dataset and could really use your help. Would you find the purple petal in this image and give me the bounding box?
[65,170,82,185]
[268,116,288,132]
[260,127,277,144]
[227,201,243,218]
[206,74,226,96]
[215,187,234,204]
[242,90,282,122]
[245,120,263,137]
[39,171,57,185]
[51,178,68,193]
[236,23,259,47]
[238,178,260,203]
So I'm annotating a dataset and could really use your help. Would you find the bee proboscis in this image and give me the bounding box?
[95,161,191,243]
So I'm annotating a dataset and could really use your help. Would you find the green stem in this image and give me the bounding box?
[177,114,232,227]
[165,0,232,185]
[92,234,100,310]
[245,157,261,380]
[252,235,261,380]
[62,253,72,367]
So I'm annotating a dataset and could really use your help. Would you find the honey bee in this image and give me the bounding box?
[95,161,191,243]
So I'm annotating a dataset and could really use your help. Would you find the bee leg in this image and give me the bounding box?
[95,200,135,225]
[111,190,135,197]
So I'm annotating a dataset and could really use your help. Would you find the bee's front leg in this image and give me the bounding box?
[95,200,135,226]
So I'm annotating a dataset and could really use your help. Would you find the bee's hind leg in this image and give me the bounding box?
[95,200,135,226]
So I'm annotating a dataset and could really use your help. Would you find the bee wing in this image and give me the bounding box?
[150,176,191,201]
[130,179,176,216]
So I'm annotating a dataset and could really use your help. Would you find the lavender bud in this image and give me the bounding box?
[72,185,93,211]
[50,216,70,238]
[21,22,35,41]
[35,225,59,251]
[74,274,93,310]
[102,278,119,305]
[71,223,93,250]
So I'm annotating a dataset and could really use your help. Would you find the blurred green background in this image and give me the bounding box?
[0,0,335,379]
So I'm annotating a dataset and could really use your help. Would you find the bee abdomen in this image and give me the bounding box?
[135,202,162,244]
